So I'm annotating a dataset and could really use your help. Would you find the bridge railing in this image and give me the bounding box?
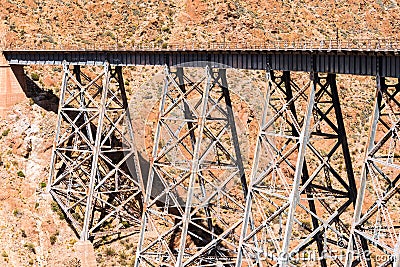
[2,39,400,52]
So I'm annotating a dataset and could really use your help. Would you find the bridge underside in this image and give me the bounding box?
[44,62,400,267]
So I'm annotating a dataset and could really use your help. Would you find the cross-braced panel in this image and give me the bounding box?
[346,77,400,267]
[237,71,356,267]
[135,66,247,267]
[48,63,143,242]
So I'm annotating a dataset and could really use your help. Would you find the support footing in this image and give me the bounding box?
[75,241,97,267]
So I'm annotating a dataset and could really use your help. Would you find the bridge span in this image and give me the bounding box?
[3,46,400,77]
[0,44,399,267]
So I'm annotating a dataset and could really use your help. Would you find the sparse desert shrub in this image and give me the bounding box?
[161,26,171,34]
[31,73,39,81]
[51,201,65,220]
[65,257,81,267]
[124,242,134,250]
[121,221,130,228]
[13,209,22,217]
[17,170,25,178]
[24,242,35,254]
[104,247,116,256]
[119,251,127,260]
[104,30,115,39]
[2,129,10,137]
[50,234,57,245]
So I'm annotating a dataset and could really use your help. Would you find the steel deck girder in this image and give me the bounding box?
[3,50,400,77]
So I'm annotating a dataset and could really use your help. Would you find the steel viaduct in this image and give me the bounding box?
[1,42,400,267]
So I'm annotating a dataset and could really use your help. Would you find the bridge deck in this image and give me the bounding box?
[3,48,400,77]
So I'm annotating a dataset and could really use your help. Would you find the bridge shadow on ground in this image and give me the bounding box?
[139,154,229,262]
[22,74,59,113]
[23,74,230,258]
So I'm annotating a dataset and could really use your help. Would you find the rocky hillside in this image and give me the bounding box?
[1,0,400,50]
[0,98,80,266]
[0,0,396,266]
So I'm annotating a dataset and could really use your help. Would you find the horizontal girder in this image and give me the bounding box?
[3,50,400,77]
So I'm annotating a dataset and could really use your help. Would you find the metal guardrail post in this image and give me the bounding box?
[3,37,400,52]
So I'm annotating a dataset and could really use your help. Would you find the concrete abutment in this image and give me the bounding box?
[0,52,27,116]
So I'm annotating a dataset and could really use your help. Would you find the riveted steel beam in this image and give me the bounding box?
[4,50,400,78]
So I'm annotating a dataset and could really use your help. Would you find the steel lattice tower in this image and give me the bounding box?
[236,70,357,266]
[39,51,400,267]
[345,76,400,267]
[135,66,247,266]
[48,63,143,242]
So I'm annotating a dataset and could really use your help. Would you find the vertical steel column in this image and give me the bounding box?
[345,74,400,266]
[135,66,247,266]
[81,63,109,240]
[175,66,212,266]
[48,64,143,243]
[283,72,327,266]
[177,67,214,235]
[278,71,317,266]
